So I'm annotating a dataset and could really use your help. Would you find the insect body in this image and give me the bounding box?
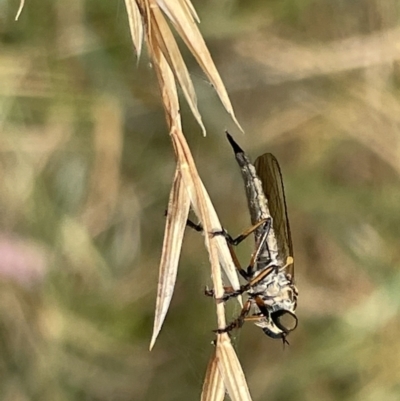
[216,133,298,343]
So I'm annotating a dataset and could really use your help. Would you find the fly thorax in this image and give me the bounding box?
[249,269,296,311]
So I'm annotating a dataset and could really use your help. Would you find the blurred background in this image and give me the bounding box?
[1,0,400,400]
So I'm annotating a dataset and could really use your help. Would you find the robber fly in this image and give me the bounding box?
[208,133,298,344]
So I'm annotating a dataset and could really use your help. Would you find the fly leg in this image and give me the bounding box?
[254,295,270,318]
[214,300,252,333]
[185,218,268,247]
[205,284,250,301]
[248,255,294,288]
[211,218,269,246]
[185,219,203,233]
[205,286,237,297]
[212,218,271,281]
[226,240,249,280]
[163,210,203,232]
[203,241,249,300]
[185,218,272,281]
[186,218,273,289]
[185,218,251,280]
[246,218,271,277]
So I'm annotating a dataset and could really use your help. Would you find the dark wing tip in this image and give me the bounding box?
[225,131,244,155]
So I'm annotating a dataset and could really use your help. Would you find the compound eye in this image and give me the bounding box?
[271,310,298,333]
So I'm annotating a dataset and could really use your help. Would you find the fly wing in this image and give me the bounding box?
[254,153,294,278]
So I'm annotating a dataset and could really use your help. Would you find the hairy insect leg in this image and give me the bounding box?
[212,219,271,281]
[226,240,250,280]
[186,218,203,233]
[214,300,252,333]
[186,218,250,280]
[204,286,235,297]
[164,212,204,233]
[205,284,250,301]
[212,218,269,246]
[254,295,270,318]
[248,255,294,288]
[246,218,272,277]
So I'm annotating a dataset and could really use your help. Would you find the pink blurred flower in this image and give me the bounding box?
[0,234,49,287]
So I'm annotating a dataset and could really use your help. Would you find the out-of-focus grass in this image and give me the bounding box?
[1,0,400,400]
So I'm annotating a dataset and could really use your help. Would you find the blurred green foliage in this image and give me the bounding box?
[1,0,400,400]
